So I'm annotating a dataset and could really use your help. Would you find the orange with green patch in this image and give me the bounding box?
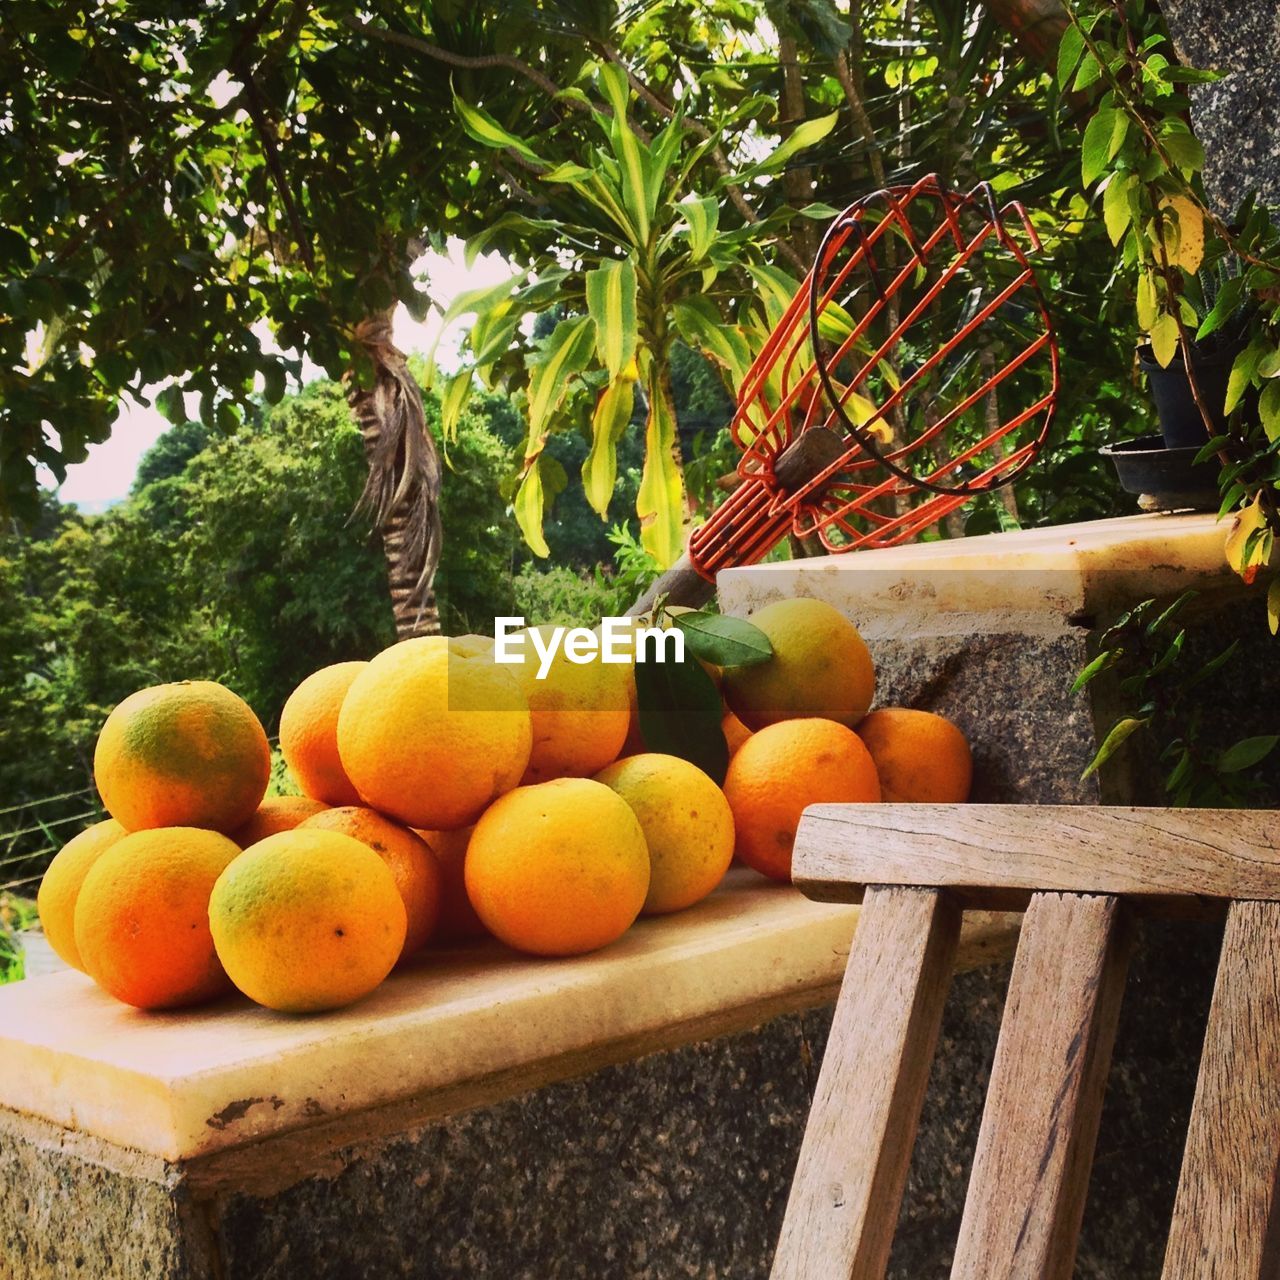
[94,681,271,833]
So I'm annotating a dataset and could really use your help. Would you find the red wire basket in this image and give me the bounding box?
[686,173,1060,582]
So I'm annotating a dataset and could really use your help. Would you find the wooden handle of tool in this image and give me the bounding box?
[626,555,714,618]
[625,427,846,618]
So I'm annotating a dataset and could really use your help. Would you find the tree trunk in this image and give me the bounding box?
[348,308,444,639]
[778,35,818,267]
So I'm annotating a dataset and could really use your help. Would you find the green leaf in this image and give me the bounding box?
[584,257,638,380]
[1136,272,1158,332]
[439,370,473,442]
[596,66,654,247]
[513,458,551,558]
[1218,735,1279,774]
[1149,312,1179,367]
[1261,380,1280,442]
[1195,277,1244,342]
[636,369,685,568]
[633,655,729,784]
[1073,49,1103,92]
[1226,339,1268,414]
[155,384,186,423]
[1081,716,1150,780]
[1056,24,1085,89]
[1258,346,1280,379]
[735,111,838,183]
[680,195,719,263]
[434,273,524,346]
[1268,578,1280,636]
[1070,650,1117,694]
[1161,125,1205,173]
[672,299,753,393]
[1102,175,1134,246]
[582,377,634,518]
[527,314,597,441]
[469,312,521,380]
[671,610,773,668]
[541,161,596,185]
[1082,107,1120,186]
[453,92,545,168]
[262,361,286,406]
[746,262,802,330]
[1145,588,1197,636]
[597,62,631,122]
[1185,639,1240,691]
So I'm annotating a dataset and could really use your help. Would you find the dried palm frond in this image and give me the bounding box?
[349,309,443,634]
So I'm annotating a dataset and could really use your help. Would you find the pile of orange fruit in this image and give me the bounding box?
[37,599,972,1015]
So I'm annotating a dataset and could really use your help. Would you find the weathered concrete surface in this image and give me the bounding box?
[1163,0,1280,215]
[0,1111,212,1280]
[0,933,1217,1280]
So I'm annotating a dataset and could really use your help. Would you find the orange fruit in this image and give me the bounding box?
[510,625,631,783]
[36,819,127,972]
[337,638,531,830]
[723,599,876,730]
[722,709,752,757]
[450,633,496,658]
[74,827,241,1009]
[301,807,441,959]
[464,778,649,956]
[856,708,973,803]
[279,662,367,805]
[208,829,406,1013]
[416,826,488,944]
[93,681,270,832]
[723,718,881,882]
[232,795,328,847]
[594,754,734,915]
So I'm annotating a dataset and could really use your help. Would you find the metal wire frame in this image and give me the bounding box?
[687,173,1058,579]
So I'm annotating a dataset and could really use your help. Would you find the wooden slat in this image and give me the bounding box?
[772,886,959,1280]
[1162,899,1280,1279]
[793,804,1280,908]
[951,892,1131,1280]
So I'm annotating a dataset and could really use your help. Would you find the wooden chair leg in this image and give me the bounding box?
[1162,899,1280,1280]
[772,886,960,1280]
[951,892,1132,1280]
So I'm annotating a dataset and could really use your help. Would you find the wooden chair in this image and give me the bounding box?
[772,804,1280,1280]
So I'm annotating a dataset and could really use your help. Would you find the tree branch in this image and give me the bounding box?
[238,65,315,274]
[341,17,564,103]
[832,51,887,188]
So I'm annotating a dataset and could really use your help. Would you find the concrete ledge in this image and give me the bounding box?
[719,513,1235,625]
[0,870,1018,1166]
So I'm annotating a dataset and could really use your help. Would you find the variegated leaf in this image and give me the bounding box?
[527,314,596,444]
[585,257,638,380]
[453,93,545,168]
[439,370,473,442]
[636,370,686,567]
[582,377,636,518]
[513,457,551,558]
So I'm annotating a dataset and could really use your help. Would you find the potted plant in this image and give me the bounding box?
[1103,255,1255,512]
[1058,1,1280,516]
[1138,256,1253,449]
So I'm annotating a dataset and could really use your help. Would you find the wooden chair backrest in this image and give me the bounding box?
[772,804,1280,1280]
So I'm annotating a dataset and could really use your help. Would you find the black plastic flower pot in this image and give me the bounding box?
[1137,342,1237,449]
[1100,434,1219,513]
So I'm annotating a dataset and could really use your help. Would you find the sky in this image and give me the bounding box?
[46,240,514,511]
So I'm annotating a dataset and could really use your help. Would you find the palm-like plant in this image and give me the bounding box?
[434,63,834,566]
